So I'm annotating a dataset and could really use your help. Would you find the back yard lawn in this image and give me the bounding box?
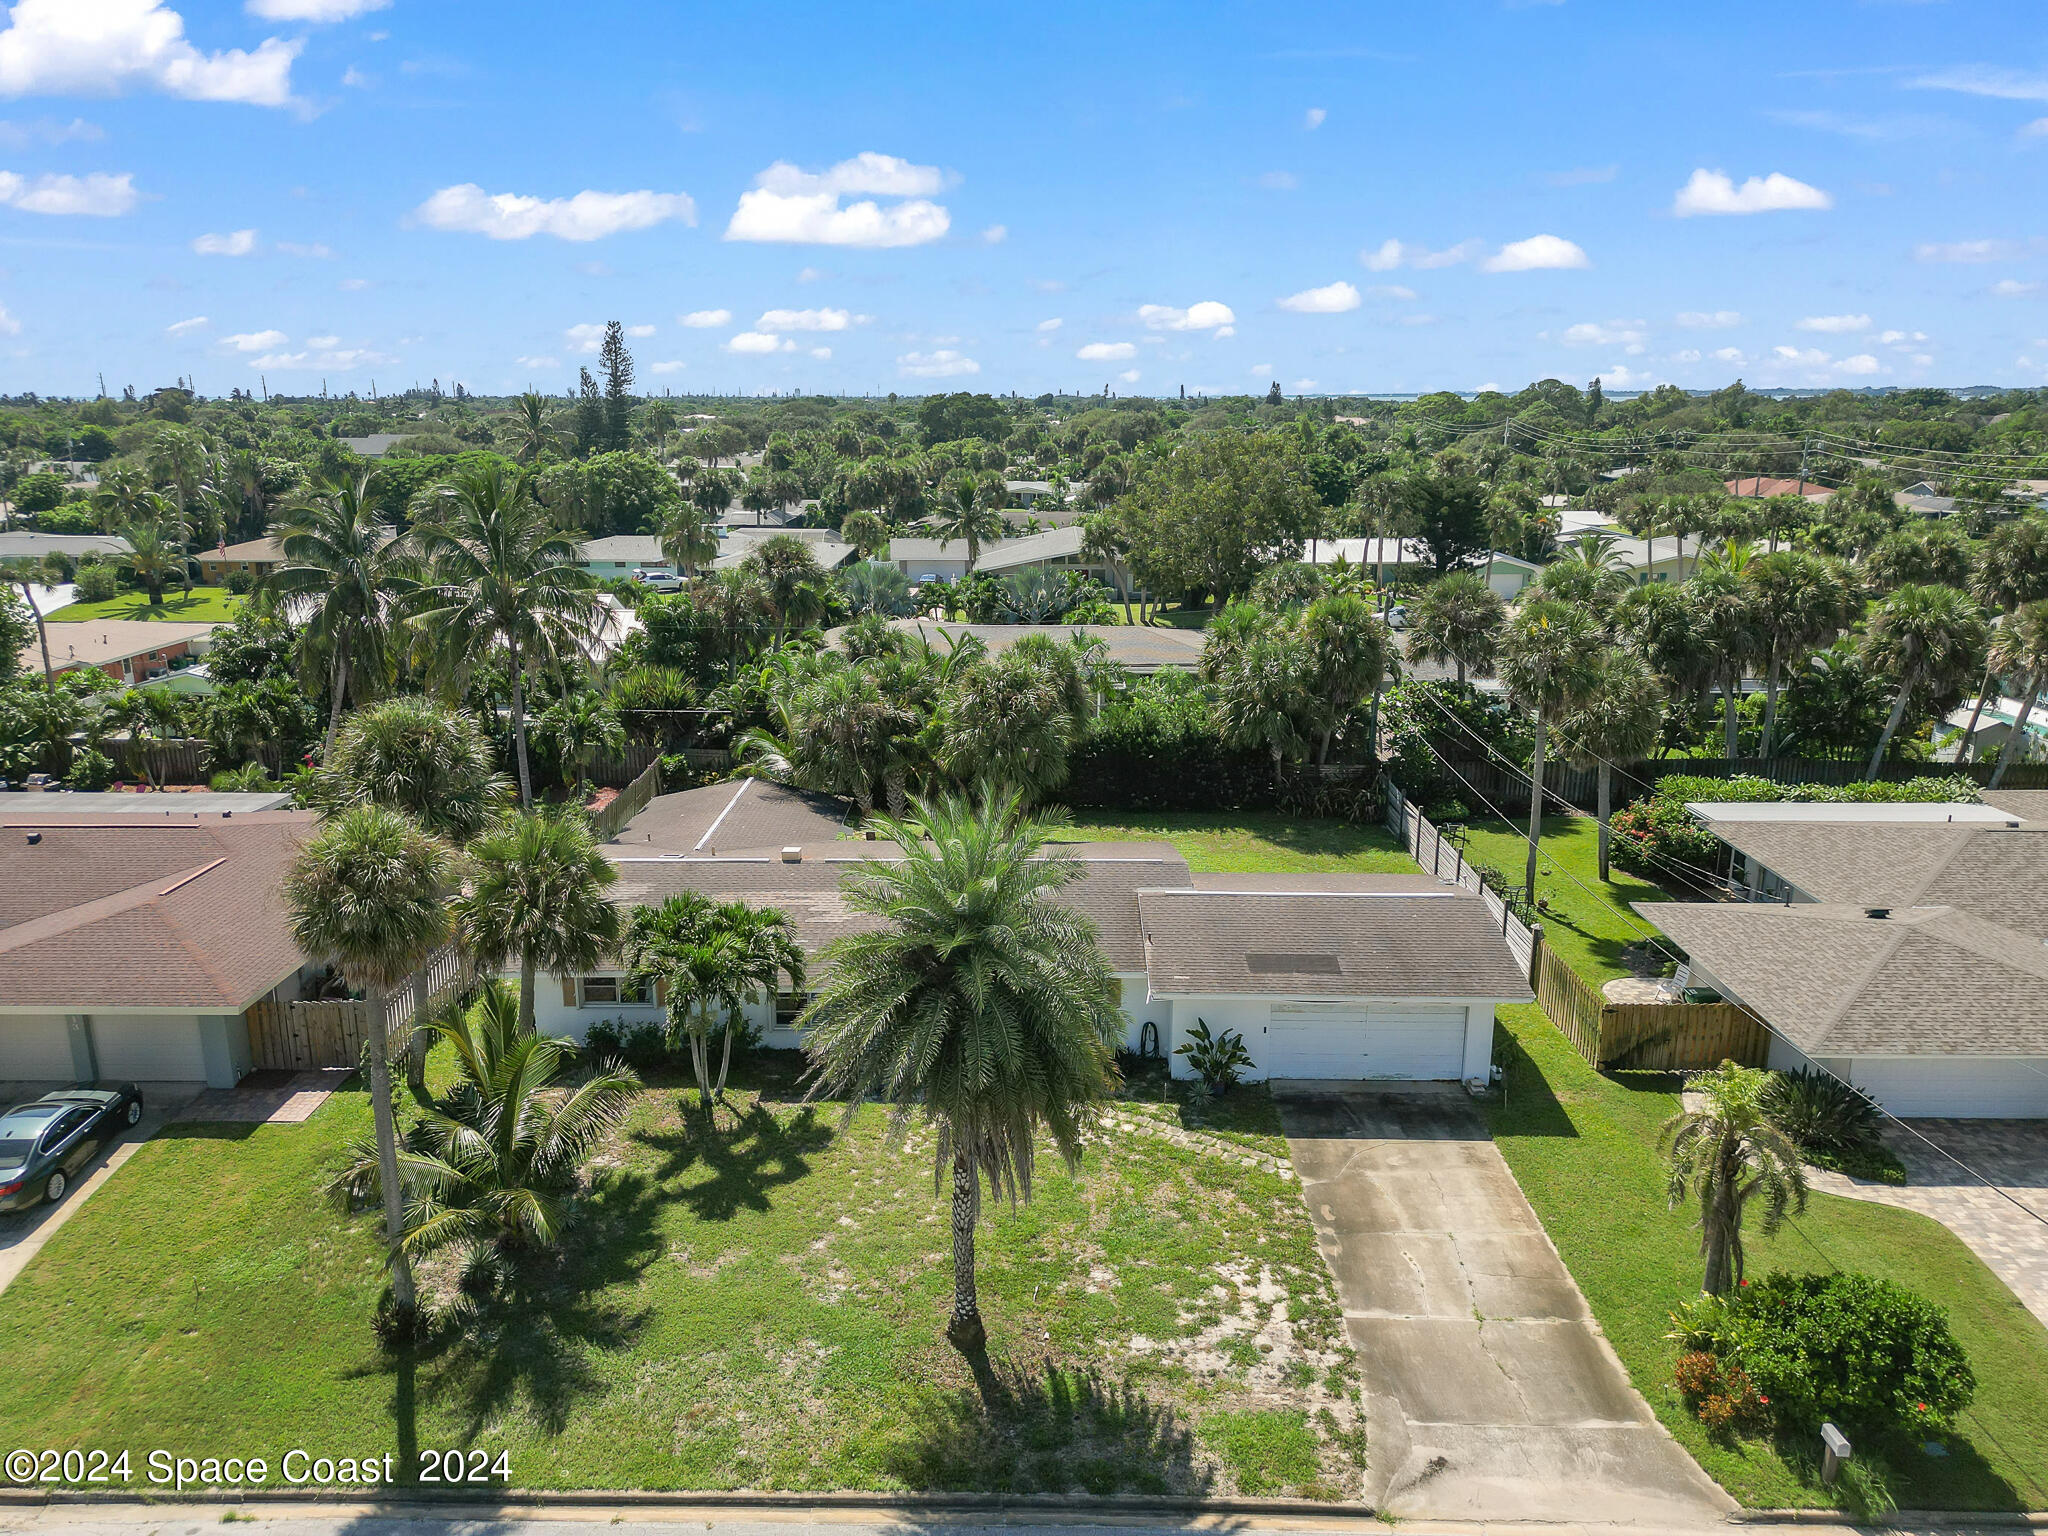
[1061,810,1417,875]
[0,1053,1364,1498]
[44,588,244,623]
[1488,1004,2048,1513]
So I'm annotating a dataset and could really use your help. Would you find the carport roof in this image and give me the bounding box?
[1137,887,1533,1001]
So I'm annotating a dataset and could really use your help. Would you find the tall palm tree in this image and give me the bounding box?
[801,792,1122,1349]
[1555,650,1664,880]
[0,553,59,690]
[1408,571,1505,685]
[331,979,641,1258]
[930,475,1005,577]
[1661,1062,1807,1296]
[1987,601,2048,789]
[1957,515,2048,760]
[147,423,212,532]
[1205,606,1316,789]
[509,392,561,465]
[737,660,914,815]
[1743,550,1853,761]
[658,495,720,580]
[1859,583,1989,779]
[453,810,622,1038]
[841,509,890,562]
[283,805,457,1327]
[117,498,190,609]
[113,686,188,789]
[1498,596,1603,903]
[1299,593,1394,765]
[267,472,416,756]
[1688,557,1764,760]
[409,464,610,807]
[937,651,1078,802]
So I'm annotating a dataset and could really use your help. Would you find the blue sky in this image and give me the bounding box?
[3,0,2047,398]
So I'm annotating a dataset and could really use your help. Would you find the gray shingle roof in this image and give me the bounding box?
[1714,821,2048,933]
[1137,887,1532,1000]
[887,525,1088,570]
[852,621,1206,672]
[606,780,850,856]
[1983,790,2048,826]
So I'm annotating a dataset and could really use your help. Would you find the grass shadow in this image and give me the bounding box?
[1485,1018,1580,1139]
[150,1120,261,1143]
[883,1354,1210,1497]
[630,1097,835,1222]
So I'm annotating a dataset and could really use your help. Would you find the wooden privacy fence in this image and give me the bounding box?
[590,758,661,840]
[246,945,466,1072]
[1534,945,1770,1073]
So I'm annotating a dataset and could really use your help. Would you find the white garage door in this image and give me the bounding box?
[1849,1058,2048,1119]
[91,1017,208,1082]
[1263,1003,1468,1081]
[0,1017,77,1081]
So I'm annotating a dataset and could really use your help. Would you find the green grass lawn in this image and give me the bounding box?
[45,588,244,623]
[1488,1004,2048,1513]
[1060,810,1418,875]
[0,1054,1365,1498]
[1454,814,1682,985]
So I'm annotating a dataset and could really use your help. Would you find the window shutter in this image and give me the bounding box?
[561,977,577,1007]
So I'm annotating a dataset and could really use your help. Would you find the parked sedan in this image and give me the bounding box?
[0,1083,144,1212]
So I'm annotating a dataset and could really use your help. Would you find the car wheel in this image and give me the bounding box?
[44,1170,66,1204]
[126,1101,142,1126]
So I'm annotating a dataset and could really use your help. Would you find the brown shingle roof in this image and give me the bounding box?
[0,813,311,1010]
[1137,887,1532,1000]
[1649,902,2048,1056]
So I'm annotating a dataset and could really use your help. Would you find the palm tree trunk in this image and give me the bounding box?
[518,953,536,1036]
[1958,665,1998,762]
[692,1026,713,1108]
[322,644,350,759]
[714,1015,736,1097]
[1596,760,1614,883]
[1866,673,1917,781]
[945,1149,985,1350]
[404,966,430,1096]
[509,650,534,810]
[1723,671,1740,760]
[364,985,417,1318]
[1524,714,1546,905]
[22,584,54,692]
[1759,648,1783,762]
[1989,671,2042,789]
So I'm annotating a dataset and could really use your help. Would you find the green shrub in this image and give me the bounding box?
[1653,773,1980,806]
[223,569,256,595]
[1174,1018,1253,1092]
[1686,1271,1975,1435]
[1608,793,1726,878]
[210,763,280,792]
[64,745,115,791]
[71,563,121,603]
[1760,1068,1884,1156]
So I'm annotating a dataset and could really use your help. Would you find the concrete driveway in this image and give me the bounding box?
[1275,1082,1731,1523]
[0,1080,197,1296]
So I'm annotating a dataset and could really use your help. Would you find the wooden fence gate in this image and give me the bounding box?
[245,946,465,1071]
[1534,946,1769,1072]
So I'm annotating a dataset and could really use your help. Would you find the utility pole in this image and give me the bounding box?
[97,371,106,400]
[1798,435,1810,498]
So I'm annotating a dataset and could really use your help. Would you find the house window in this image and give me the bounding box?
[580,975,649,1006]
[775,992,807,1030]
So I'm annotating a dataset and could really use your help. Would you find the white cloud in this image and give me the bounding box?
[1077,341,1136,361]
[305,332,337,347]
[340,65,367,88]
[191,227,256,255]
[2025,118,2048,139]
[1035,317,1063,333]
[246,0,388,18]
[1257,170,1299,191]
[726,330,794,354]
[1304,106,1326,130]
[1773,345,1832,367]
[1993,279,2041,298]
[248,345,389,370]
[1368,284,1418,301]
[1138,300,1235,332]
[1907,65,2048,101]
[165,314,206,335]
[1914,238,2021,264]
[809,346,831,359]
[1277,280,1360,313]
[1675,309,1743,329]
[0,301,17,333]
[756,306,857,332]
[726,152,950,248]
[222,328,286,351]
[1673,349,1702,364]
[1912,353,1934,367]
[1290,378,1317,392]
[514,354,558,369]
[1482,234,1590,272]
[980,223,1006,244]
[1249,363,1272,376]
[1672,168,1832,216]
[564,322,604,353]
[415,183,696,241]
[648,360,686,374]
[1117,368,1140,383]
[0,116,101,147]
[275,239,330,257]
[1836,353,1881,376]
[0,169,136,215]
[1561,319,1647,350]
[1712,346,1745,363]
[679,308,730,328]
[0,0,300,107]
[625,323,655,337]
[1599,363,1656,389]
[338,276,369,290]
[1796,313,1870,333]
[897,348,979,378]
[1362,237,1482,271]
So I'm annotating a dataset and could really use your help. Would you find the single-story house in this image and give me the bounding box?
[0,810,318,1088]
[577,535,668,580]
[0,532,132,564]
[713,526,856,573]
[834,619,1207,674]
[1003,480,1058,508]
[529,781,1532,1084]
[1650,806,2048,1117]
[1723,476,1833,503]
[195,535,286,585]
[1303,538,1540,601]
[1001,505,1086,529]
[22,617,219,686]
[340,434,403,459]
[884,525,1099,585]
[1939,693,2047,764]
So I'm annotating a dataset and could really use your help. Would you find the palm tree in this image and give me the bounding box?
[737,660,914,815]
[283,805,458,1327]
[267,472,415,756]
[531,690,625,798]
[1408,571,1505,685]
[837,560,916,618]
[1987,601,2048,789]
[658,495,719,580]
[453,810,622,1038]
[930,475,1005,577]
[800,791,1122,1349]
[1859,583,1989,779]
[1299,593,1394,765]
[1498,596,1603,904]
[1535,532,1631,616]
[113,686,188,788]
[315,696,512,844]
[1205,606,1316,789]
[1743,551,1853,761]
[509,392,561,465]
[331,980,640,1258]
[116,499,190,608]
[1661,1062,1807,1296]
[1555,650,1664,880]
[841,509,890,562]
[936,651,1078,802]
[1688,557,1764,760]
[0,554,59,690]
[148,423,212,532]
[409,463,610,808]
[706,902,803,1097]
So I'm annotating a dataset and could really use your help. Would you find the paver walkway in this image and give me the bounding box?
[1806,1119,2048,1328]
[1275,1082,1731,1524]
[175,1066,354,1124]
